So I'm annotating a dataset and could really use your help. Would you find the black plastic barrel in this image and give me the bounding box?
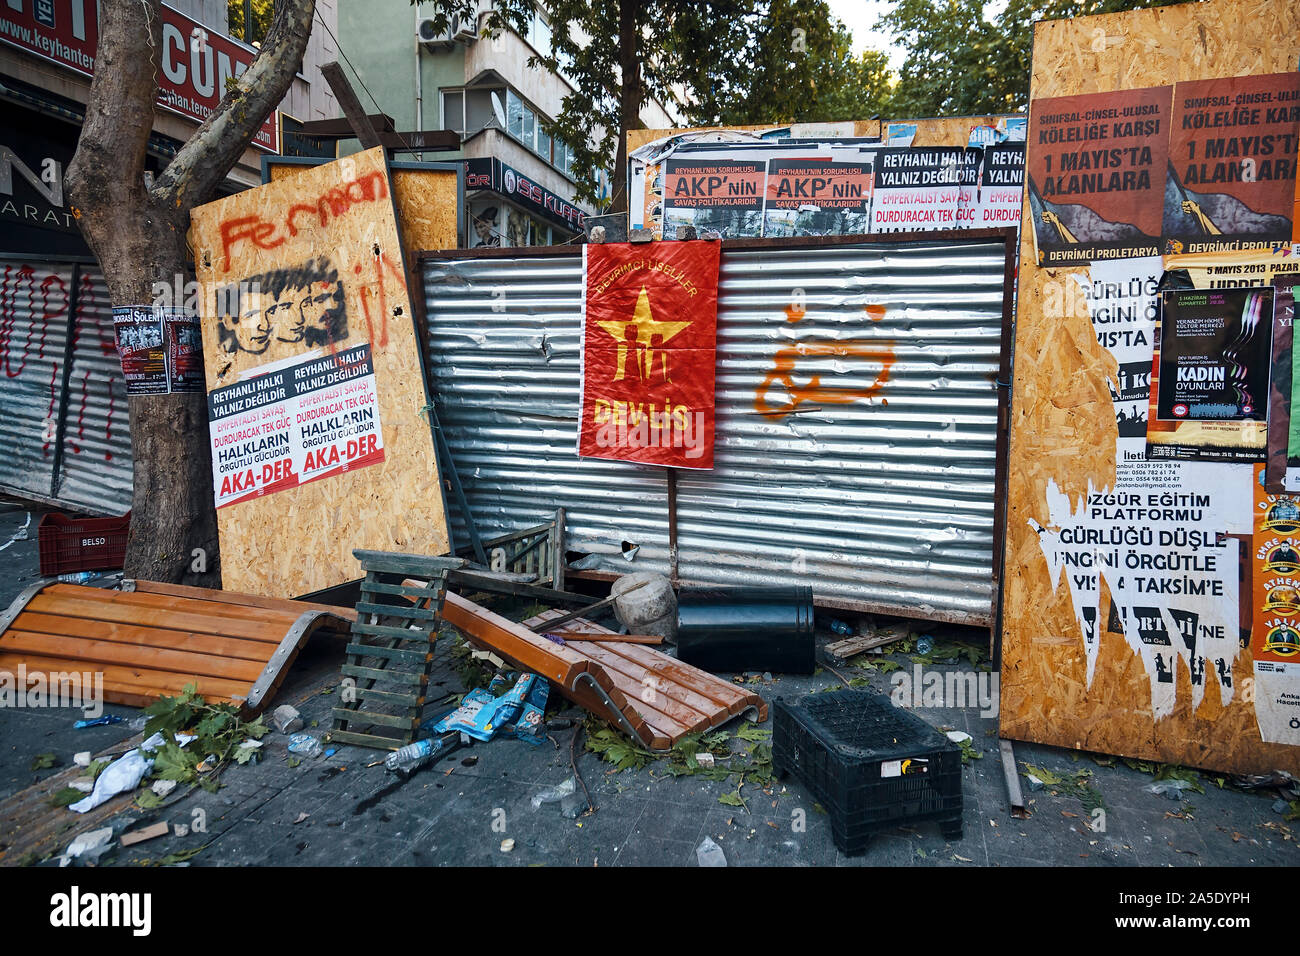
[675,585,815,674]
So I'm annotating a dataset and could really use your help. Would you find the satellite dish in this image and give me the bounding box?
[490,91,506,128]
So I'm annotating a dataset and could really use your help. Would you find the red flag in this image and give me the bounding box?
[579,241,720,468]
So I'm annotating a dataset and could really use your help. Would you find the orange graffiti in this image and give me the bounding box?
[754,305,895,419]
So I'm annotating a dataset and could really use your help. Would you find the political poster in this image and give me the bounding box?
[1026,86,1171,267]
[870,147,971,233]
[207,344,385,509]
[661,158,765,239]
[1164,72,1300,256]
[762,158,873,237]
[578,241,720,469]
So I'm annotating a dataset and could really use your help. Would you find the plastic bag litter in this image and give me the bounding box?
[59,826,114,866]
[69,732,194,814]
[531,776,576,809]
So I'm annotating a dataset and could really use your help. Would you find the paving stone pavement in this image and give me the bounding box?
[1,501,1296,867]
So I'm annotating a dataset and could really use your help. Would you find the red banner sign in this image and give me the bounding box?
[0,1,278,152]
[578,241,720,469]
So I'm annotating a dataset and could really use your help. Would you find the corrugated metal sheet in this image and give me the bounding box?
[0,259,133,516]
[57,268,133,514]
[0,259,74,502]
[422,237,1008,627]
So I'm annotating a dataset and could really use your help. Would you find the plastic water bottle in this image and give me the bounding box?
[828,618,854,636]
[57,571,102,584]
[916,636,934,655]
[384,731,459,775]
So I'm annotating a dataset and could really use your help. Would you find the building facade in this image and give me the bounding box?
[337,0,682,248]
[0,1,342,514]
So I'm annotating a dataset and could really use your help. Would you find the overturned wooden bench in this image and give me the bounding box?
[440,592,766,750]
[0,580,355,712]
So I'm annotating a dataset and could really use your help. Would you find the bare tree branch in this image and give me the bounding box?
[154,0,316,210]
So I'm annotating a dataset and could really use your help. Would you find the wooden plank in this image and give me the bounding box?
[327,729,406,750]
[120,822,171,847]
[350,621,437,641]
[360,581,447,601]
[340,664,428,685]
[0,653,250,703]
[354,601,442,621]
[441,591,589,686]
[131,580,360,620]
[344,643,431,664]
[8,612,274,662]
[0,630,265,682]
[25,594,289,643]
[331,707,417,729]
[43,584,304,627]
[353,551,464,576]
[999,739,1026,812]
[352,687,424,707]
[546,631,662,645]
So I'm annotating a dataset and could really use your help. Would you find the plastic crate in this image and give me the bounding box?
[773,689,963,855]
[37,511,131,576]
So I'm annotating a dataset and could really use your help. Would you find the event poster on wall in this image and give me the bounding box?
[1026,85,1172,266]
[1146,286,1274,462]
[1164,72,1300,255]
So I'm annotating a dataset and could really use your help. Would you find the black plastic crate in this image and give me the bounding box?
[772,689,963,855]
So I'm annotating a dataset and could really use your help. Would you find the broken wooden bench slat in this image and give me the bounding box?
[440,592,766,750]
[0,581,356,712]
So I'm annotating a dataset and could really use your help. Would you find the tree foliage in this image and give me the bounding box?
[881,0,1184,118]
[687,0,895,127]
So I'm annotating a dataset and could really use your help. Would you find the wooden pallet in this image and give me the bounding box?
[439,592,766,750]
[0,580,355,712]
[328,550,464,750]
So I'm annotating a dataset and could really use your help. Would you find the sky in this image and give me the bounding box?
[829,0,1010,72]
[825,0,905,69]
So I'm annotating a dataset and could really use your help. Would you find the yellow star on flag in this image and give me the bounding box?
[597,286,691,382]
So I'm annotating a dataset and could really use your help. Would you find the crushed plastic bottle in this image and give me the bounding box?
[915,636,934,655]
[696,836,727,867]
[287,734,323,758]
[384,731,460,775]
[827,619,854,636]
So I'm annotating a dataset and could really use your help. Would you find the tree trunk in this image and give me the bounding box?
[66,0,316,588]
[611,0,643,215]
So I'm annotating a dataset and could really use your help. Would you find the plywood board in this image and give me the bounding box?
[1000,0,1300,774]
[189,148,450,597]
[389,169,459,253]
[268,160,458,252]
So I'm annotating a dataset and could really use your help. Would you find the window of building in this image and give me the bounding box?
[506,90,524,140]
[442,90,465,133]
[228,0,273,46]
[465,88,500,132]
[453,84,579,181]
[521,106,536,153]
